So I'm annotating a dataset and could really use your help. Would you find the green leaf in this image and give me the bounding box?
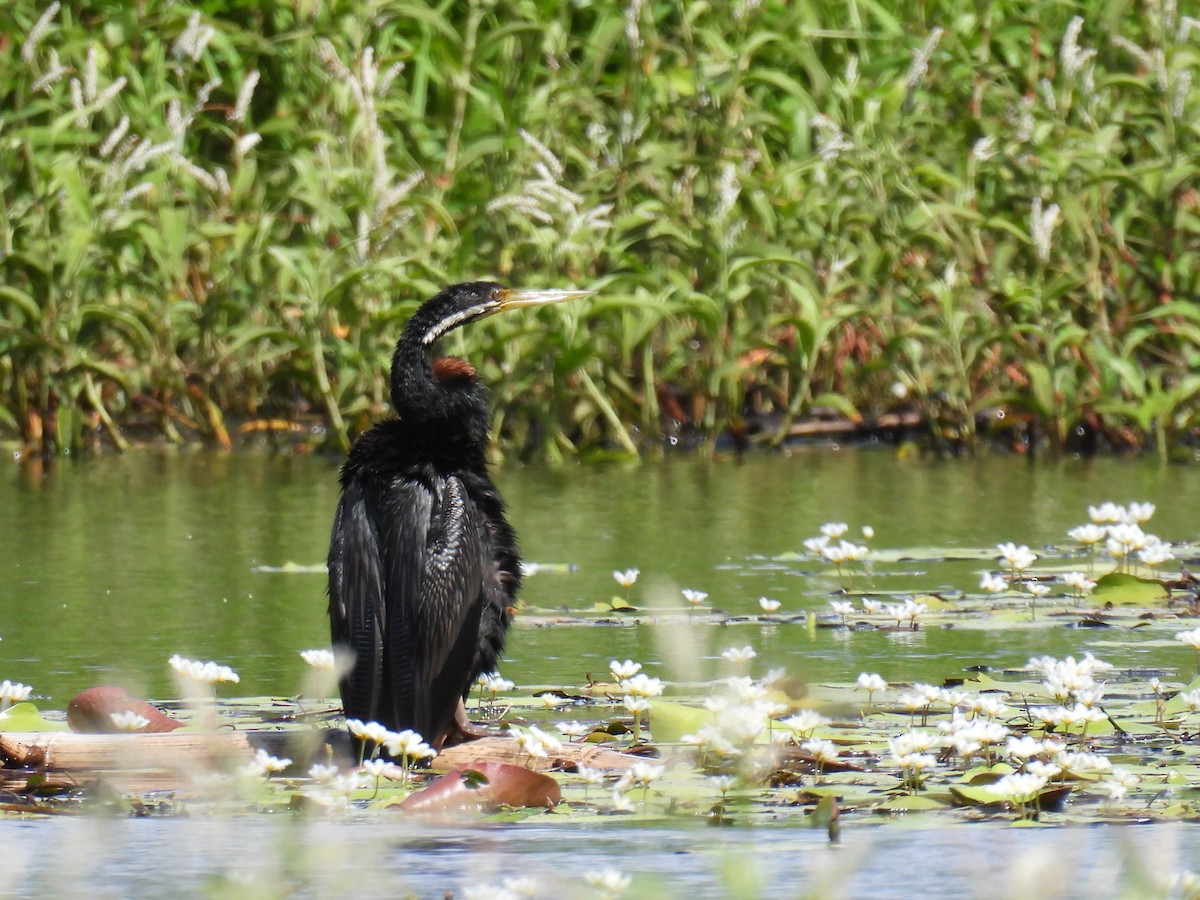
[0,702,64,732]
[648,701,714,743]
[1090,572,1169,607]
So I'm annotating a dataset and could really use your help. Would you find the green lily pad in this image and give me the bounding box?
[0,701,64,732]
[649,700,713,743]
[1090,572,1169,607]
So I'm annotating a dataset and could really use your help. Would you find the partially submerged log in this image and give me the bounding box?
[0,729,640,797]
[436,736,640,773]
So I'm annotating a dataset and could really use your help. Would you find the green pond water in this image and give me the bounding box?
[4,449,1200,705]
[4,449,1200,897]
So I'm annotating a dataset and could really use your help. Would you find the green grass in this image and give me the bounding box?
[2,1,1199,458]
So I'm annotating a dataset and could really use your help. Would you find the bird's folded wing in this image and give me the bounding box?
[397,475,487,738]
[328,480,392,723]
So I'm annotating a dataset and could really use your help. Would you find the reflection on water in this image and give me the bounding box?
[4,451,1200,703]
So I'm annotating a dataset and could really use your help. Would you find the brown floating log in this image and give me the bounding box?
[1,730,640,779]
[433,736,639,773]
[1,731,264,771]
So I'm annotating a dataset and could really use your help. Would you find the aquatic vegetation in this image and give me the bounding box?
[108,711,150,732]
[9,487,1200,900]
[0,681,32,714]
[299,649,335,670]
[720,646,757,664]
[4,3,1200,459]
[167,655,240,687]
[856,672,888,705]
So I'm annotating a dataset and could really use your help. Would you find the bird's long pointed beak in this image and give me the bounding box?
[495,287,594,311]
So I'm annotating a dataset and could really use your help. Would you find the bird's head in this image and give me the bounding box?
[391,281,593,428]
[413,281,594,347]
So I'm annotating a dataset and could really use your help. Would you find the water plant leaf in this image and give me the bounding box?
[647,701,713,743]
[0,702,61,732]
[1090,573,1169,607]
[66,687,183,733]
[397,762,561,813]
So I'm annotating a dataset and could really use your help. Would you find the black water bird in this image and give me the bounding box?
[327,281,592,749]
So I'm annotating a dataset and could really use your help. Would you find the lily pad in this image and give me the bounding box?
[0,701,61,732]
[1090,573,1169,607]
[398,762,561,813]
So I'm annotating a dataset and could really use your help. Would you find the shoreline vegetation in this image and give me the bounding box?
[2,2,1199,461]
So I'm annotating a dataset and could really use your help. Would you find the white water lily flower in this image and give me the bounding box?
[1025,760,1062,780]
[1126,501,1156,523]
[721,646,756,664]
[620,673,664,697]
[0,680,33,703]
[1062,572,1097,594]
[801,737,839,764]
[682,588,708,606]
[308,763,340,783]
[781,709,830,735]
[481,673,515,694]
[558,721,591,739]
[980,572,1007,593]
[610,659,642,680]
[1068,523,1107,546]
[1088,501,1124,524]
[612,568,639,588]
[346,719,391,746]
[623,695,652,715]
[973,695,1009,718]
[1139,542,1175,567]
[109,711,149,731]
[300,648,336,669]
[609,789,637,812]
[1179,690,1200,712]
[384,728,437,761]
[710,774,736,794]
[360,758,391,778]
[758,597,781,613]
[576,764,605,787]
[992,772,1047,802]
[803,535,831,554]
[891,730,942,756]
[584,868,632,894]
[240,747,292,778]
[1175,628,1200,650]
[996,542,1037,572]
[856,672,888,694]
[169,654,240,684]
[619,761,664,791]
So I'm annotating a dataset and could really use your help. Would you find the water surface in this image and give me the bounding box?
[4,450,1200,703]
[4,450,1200,896]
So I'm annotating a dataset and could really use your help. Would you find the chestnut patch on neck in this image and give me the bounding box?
[432,357,478,383]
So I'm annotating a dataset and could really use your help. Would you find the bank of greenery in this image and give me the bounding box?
[2,1,1198,459]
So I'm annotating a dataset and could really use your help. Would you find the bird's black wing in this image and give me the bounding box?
[328,475,391,725]
[391,474,487,743]
[330,468,486,743]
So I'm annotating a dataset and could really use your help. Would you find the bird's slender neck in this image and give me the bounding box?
[389,327,489,448]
